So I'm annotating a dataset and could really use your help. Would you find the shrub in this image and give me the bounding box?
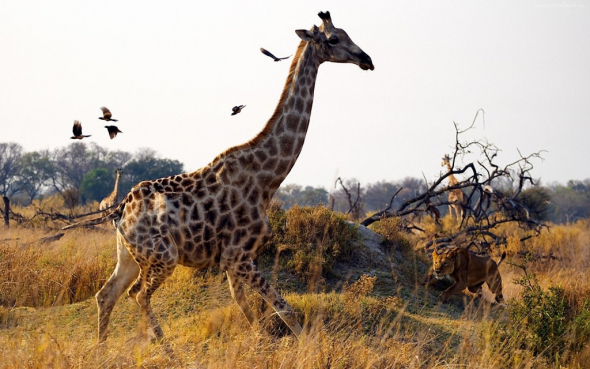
[262,203,359,285]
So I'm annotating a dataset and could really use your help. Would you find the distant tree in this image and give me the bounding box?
[0,142,24,196]
[80,168,114,203]
[17,150,53,204]
[546,180,590,223]
[518,186,551,221]
[123,148,184,193]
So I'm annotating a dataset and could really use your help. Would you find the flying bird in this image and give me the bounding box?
[105,125,122,139]
[71,121,91,140]
[231,105,246,116]
[260,48,291,62]
[99,106,118,122]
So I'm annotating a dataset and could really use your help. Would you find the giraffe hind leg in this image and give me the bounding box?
[135,262,176,342]
[226,271,257,326]
[231,261,302,338]
[96,233,140,342]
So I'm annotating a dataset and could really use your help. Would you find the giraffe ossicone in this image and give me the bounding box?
[63,11,373,343]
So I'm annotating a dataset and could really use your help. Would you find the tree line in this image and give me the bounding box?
[0,141,183,208]
[0,141,587,224]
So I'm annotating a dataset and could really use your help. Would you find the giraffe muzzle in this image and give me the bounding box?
[357,52,374,71]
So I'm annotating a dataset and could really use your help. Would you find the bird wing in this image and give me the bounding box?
[260,48,279,61]
[73,120,82,136]
[106,126,121,139]
[100,106,112,119]
[278,55,292,60]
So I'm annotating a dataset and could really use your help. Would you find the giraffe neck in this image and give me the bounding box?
[446,163,459,186]
[112,172,121,201]
[213,41,320,200]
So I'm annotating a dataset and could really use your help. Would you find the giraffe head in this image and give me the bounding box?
[116,167,123,175]
[441,154,451,167]
[295,11,374,71]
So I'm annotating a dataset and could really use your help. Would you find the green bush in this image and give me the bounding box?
[507,261,587,360]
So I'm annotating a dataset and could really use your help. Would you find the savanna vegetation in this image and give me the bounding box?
[1,119,589,368]
[1,196,589,368]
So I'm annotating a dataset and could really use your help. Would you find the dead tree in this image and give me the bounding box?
[361,110,548,253]
[335,177,363,220]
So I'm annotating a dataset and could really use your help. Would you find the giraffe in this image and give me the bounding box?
[441,154,466,221]
[99,168,123,215]
[63,11,373,343]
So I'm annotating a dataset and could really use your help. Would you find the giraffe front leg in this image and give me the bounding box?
[234,261,302,338]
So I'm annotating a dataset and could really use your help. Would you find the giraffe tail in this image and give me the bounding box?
[62,204,124,230]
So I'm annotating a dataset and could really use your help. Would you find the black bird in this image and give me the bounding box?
[71,121,91,140]
[99,106,118,122]
[260,48,291,62]
[105,125,122,139]
[231,105,246,116]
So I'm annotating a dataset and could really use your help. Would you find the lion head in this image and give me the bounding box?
[431,248,457,280]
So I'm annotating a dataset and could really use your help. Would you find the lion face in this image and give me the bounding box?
[432,249,456,280]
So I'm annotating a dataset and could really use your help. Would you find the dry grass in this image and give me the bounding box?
[0,207,589,368]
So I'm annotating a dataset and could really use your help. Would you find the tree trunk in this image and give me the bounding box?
[3,196,9,228]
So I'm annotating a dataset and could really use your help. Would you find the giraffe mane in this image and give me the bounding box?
[211,40,308,163]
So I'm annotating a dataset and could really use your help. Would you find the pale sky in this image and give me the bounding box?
[2,1,589,190]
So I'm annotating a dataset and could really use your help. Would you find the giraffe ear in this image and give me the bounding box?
[295,29,314,42]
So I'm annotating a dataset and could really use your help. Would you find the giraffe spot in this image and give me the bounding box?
[300,85,308,99]
[274,121,285,135]
[263,158,278,171]
[286,115,299,132]
[205,173,216,185]
[172,230,182,245]
[243,237,257,251]
[276,159,291,175]
[171,200,180,209]
[250,207,260,221]
[279,135,295,156]
[208,183,221,194]
[162,178,169,186]
[235,174,247,187]
[192,235,202,244]
[230,189,240,207]
[232,229,247,245]
[294,97,304,114]
[203,199,214,212]
[181,178,193,187]
[190,206,200,221]
[181,193,192,206]
[157,243,166,252]
[250,221,263,235]
[203,225,214,241]
[206,209,217,225]
[216,214,233,233]
[266,138,278,156]
[254,149,268,163]
[248,188,260,206]
[235,205,249,226]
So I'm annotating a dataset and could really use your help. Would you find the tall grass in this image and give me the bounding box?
[0,206,589,368]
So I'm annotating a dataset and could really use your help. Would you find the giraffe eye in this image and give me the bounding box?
[328,37,339,45]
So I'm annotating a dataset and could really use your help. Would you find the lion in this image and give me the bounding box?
[430,247,507,303]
